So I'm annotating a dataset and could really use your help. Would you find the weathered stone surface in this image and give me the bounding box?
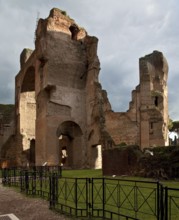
[104,50,169,150]
[102,146,143,176]
[20,48,33,68]
[103,146,179,179]
[0,8,169,169]
[8,8,102,168]
[138,146,179,179]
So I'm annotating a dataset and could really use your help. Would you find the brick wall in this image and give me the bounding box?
[102,146,141,176]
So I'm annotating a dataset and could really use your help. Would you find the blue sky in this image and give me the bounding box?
[0,0,179,120]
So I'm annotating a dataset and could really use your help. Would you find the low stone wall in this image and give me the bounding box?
[102,146,141,176]
[102,145,179,179]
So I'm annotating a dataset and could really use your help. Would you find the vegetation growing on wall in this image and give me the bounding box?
[138,146,179,179]
[0,104,14,123]
[172,121,179,131]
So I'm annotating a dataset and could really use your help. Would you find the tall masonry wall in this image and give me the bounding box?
[104,51,169,150]
[0,8,169,168]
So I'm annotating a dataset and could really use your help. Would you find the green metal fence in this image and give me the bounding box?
[2,168,179,220]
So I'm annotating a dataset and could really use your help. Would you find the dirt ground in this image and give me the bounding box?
[0,180,70,220]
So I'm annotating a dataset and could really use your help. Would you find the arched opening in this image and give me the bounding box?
[88,129,102,169]
[69,24,79,40]
[91,144,102,169]
[57,121,83,168]
[19,66,36,151]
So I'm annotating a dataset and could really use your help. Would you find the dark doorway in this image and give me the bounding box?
[57,121,83,168]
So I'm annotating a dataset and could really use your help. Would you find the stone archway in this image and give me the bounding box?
[56,121,83,168]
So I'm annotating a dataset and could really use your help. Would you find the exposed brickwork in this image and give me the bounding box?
[102,147,140,176]
[0,8,169,168]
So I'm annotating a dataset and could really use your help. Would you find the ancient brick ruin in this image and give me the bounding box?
[0,8,169,168]
[105,51,169,149]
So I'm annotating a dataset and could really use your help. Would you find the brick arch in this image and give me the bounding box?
[57,121,83,168]
[56,120,83,138]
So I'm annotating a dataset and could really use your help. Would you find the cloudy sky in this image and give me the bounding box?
[0,0,179,120]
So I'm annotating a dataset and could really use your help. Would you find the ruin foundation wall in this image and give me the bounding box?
[0,8,169,168]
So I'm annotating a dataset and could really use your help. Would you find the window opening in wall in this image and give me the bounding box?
[154,96,158,106]
[69,24,79,40]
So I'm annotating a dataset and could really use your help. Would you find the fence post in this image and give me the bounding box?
[7,169,11,186]
[75,178,78,217]
[2,168,8,185]
[49,173,58,209]
[157,182,160,220]
[102,178,105,219]
[57,165,62,177]
[160,184,164,220]
[49,173,53,208]
[25,170,29,194]
[164,187,168,220]
[90,178,93,218]
[55,173,58,205]
[32,170,36,195]
[20,170,23,192]
[39,167,43,197]
[13,167,16,185]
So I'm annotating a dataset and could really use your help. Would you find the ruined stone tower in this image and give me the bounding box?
[0,8,169,168]
[138,51,169,148]
[14,8,103,168]
[104,51,169,150]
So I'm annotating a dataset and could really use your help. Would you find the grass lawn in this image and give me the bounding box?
[60,169,179,220]
[62,169,179,187]
[1,168,179,220]
[62,168,103,178]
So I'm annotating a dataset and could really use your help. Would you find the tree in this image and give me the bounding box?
[168,118,173,131]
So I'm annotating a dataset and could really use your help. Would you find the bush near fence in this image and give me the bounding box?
[103,145,179,179]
